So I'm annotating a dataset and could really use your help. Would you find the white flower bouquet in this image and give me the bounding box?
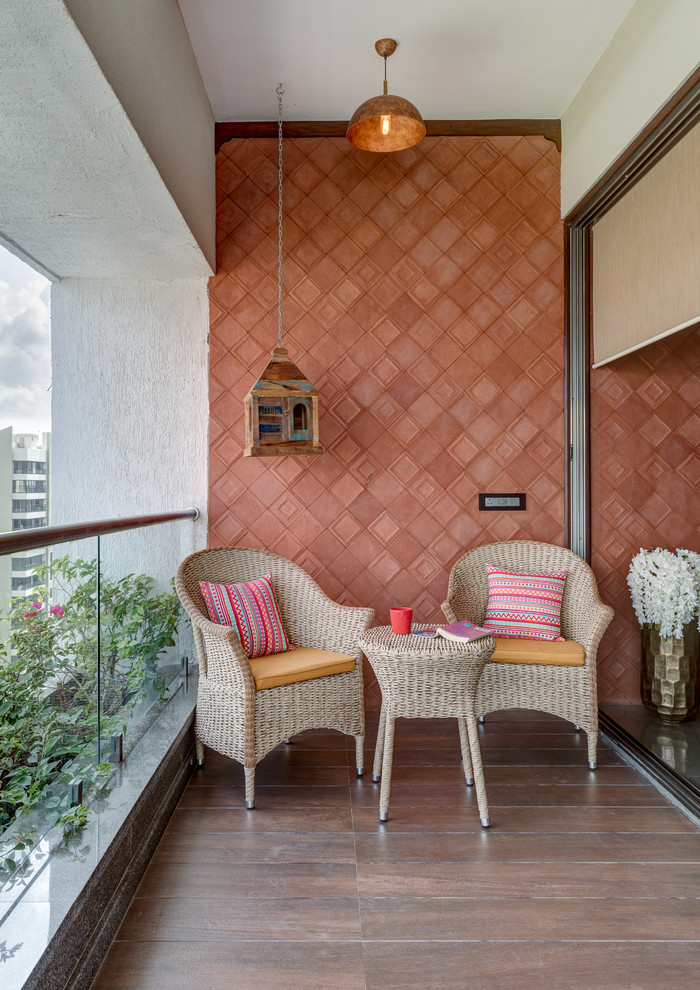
[627,547,700,639]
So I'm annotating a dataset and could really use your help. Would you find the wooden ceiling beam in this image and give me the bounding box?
[215,119,561,152]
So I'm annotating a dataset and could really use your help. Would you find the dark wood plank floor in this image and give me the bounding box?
[91,710,700,990]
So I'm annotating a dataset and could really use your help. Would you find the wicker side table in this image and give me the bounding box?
[360,624,495,828]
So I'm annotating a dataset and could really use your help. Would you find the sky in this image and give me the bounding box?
[0,244,51,435]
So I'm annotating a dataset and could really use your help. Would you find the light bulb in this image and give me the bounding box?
[381,115,391,136]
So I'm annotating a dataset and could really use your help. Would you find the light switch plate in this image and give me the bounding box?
[478,493,526,511]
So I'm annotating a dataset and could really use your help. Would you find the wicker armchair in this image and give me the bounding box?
[442,541,613,768]
[175,547,374,808]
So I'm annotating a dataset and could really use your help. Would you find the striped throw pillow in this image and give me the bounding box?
[198,573,295,658]
[483,566,567,642]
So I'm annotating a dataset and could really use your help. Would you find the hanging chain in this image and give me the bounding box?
[276,83,285,348]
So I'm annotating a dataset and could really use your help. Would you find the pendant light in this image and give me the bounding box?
[244,85,321,457]
[346,38,425,153]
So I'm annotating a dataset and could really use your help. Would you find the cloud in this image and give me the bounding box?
[0,247,51,434]
[0,270,51,433]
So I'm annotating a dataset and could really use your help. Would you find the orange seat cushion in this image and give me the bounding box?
[249,646,356,690]
[490,637,585,666]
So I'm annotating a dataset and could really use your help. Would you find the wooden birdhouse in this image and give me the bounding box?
[244,347,322,457]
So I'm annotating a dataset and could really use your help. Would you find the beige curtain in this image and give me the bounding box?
[592,120,700,368]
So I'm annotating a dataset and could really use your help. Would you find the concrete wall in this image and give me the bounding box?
[64,0,215,271]
[51,278,209,586]
[0,0,213,280]
[0,3,213,586]
[561,0,700,216]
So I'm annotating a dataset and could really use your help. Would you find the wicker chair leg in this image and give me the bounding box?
[195,738,204,767]
[465,713,490,828]
[354,734,365,776]
[457,716,474,785]
[587,731,598,770]
[378,713,396,822]
[372,703,386,782]
[244,767,256,809]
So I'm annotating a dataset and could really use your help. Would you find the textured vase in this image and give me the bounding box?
[641,623,700,722]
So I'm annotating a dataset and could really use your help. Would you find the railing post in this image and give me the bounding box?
[69,779,84,806]
[96,534,102,764]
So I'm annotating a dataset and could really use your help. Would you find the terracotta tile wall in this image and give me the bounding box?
[591,326,700,703]
[209,135,565,706]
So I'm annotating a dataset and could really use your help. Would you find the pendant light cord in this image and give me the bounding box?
[277,83,285,348]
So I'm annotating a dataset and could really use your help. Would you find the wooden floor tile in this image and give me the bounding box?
[137,861,358,899]
[362,941,700,990]
[247,748,356,768]
[359,895,700,940]
[357,861,700,898]
[352,804,693,832]
[118,896,362,941]
[479,747,624,766]
[168,806,353,833]
[472,764,645,785]
[156,831,356,864]
[378,723,594,746]
[349,781,666,808]
[190,764,353,787]
[355,829,700,863]
[178,783,352,810]
[380,746,622,768]
[92,941,365,990]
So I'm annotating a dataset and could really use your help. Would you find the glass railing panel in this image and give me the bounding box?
[96,517,196,757]
[0,513,198,889]
[0,537,100,879]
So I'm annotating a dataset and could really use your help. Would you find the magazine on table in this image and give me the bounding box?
[412,620,491,643]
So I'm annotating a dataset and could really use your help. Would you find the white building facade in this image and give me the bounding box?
[0,427,50,642]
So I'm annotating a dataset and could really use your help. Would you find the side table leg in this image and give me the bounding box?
[378,713,396,822]
[465,713,490,829]
[457,716,474,786]
[372,702,386,782]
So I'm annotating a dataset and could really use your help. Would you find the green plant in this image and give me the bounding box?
[0,556,180,856]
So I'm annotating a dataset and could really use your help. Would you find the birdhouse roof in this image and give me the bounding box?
[247,348,319,398]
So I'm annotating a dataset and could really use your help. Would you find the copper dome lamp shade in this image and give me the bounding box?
[346,38,426,153]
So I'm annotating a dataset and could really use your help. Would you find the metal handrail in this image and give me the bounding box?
[0,507,200,556]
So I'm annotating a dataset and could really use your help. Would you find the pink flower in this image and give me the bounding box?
[50,605,65,617]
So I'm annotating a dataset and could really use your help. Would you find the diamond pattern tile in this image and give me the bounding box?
[211,135,565,704]
[591,327,700,703]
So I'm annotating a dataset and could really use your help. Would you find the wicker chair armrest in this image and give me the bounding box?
[293,592,375,655]
[576,601,615,663]
[182,609,253,693]
[560,561,615,654]
[441,600,458,623]
[188,609,236,642]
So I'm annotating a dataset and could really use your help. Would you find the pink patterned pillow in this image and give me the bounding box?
[483,566,567,642]
[198,573,295,658]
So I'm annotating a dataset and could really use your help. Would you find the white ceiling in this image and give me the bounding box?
[178,0,637,122]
